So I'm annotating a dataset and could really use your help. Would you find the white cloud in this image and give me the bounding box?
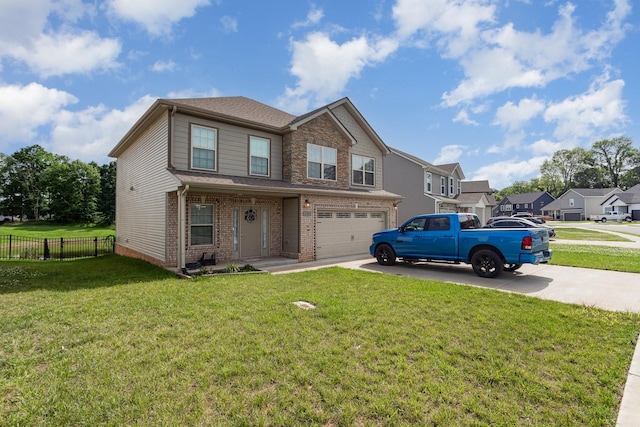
[106,0,212,36]
[0,0,121,77]
[151,60,177,72]
[544,74,627,141]
[434,144,465,164]
[527,138,565,156]
[436,1,631,106]
[0,83,78,146]
[452,109,478,126]
[277,32,399,112]
[471,157,546,189]
[292,6,324,28]
[494,97,546,131]
[220,16,238,33]
[50,95,157,163]
[8,31,121,77]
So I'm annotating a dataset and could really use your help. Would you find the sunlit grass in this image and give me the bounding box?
[550,244,640,273]
[0,222,114,238]
[553,227,633,241]
[1,255,638,425]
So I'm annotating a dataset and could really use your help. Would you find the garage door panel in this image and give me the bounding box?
[316,211,387,259]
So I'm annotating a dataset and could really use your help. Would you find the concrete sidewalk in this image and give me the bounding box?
[263,257,640,426]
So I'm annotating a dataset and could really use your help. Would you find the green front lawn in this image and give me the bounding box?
[0,222,114,238]
[1,255,638,425]
[553,227,633,241]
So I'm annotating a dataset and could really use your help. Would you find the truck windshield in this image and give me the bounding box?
[458,214,481,229]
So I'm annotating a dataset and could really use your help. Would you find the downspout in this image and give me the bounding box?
[177,184,189,270]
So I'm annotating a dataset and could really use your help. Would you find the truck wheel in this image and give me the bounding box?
[626,217,632,222]
[504,263,522,272]
[471,249,503,278]
[375,244,396,266]
[601,218,607,223]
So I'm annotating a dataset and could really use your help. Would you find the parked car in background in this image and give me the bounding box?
[589,211,632,222]
[0,215,14,224]
[485,217,556,238]
[511,212,546,223]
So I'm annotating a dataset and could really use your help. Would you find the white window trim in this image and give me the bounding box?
[190,124,217,171]
[307,143,337,181]
[249,136,270,177]
[424,172,432,193]
[190,204,214,246]
[352,154,375,186]
[449,177,454,196]
[440,177,446,195]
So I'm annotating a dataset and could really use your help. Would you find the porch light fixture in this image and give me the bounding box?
[304,199,310,208]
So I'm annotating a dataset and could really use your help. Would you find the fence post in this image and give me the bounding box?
[9,235,12,259]
[44,238,50,260]
[60,237,64,260]
[94,237,98,257]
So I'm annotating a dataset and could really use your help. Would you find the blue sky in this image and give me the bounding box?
[0,0,638,189]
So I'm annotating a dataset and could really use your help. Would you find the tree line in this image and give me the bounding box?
[0,145,115,224]
[495,136,640,200]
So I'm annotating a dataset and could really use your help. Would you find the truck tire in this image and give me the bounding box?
[626,217,632,222]
[504,263,522,272]
[471,249,504,278]
[375,244,396,266]
[601,218,607,223]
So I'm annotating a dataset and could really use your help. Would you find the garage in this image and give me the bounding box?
[563,212,582,221]
[316,211,387,259]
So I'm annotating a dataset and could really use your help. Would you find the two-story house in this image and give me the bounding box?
[108,96,400,270]
[493,191,555,217]
[541,188,622,221]
[383,147,465,223]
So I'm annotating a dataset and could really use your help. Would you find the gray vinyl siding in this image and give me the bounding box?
[331,105,384,190]
[116,114,178,262]
[384,153,436,223]
[172,113,283,179]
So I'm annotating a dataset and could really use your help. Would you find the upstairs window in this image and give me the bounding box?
[457,179,461,195]
[352,155,375,186]
[307,144,336,181]
[191,125,217,170]
[191,204,214,245]
[424,172,432,193]
[249,136,270,176]
[440,177,446,194]
[449,177,455,196]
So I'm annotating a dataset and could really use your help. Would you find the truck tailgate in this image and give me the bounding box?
[530,228,549,252]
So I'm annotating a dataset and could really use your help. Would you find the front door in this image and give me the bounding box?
[240,206,264,259]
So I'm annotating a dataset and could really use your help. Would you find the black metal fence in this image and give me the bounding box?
[0,235,115,260]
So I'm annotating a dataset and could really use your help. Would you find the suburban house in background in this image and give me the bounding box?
[383,148,466,223]
[493,191,555,217]
[108,96,401,270]
[540,188,622,221]
[457,180,497,224]
[600,184,640,220]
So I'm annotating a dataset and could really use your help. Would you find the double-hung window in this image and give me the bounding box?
[449,177,455,196]
[307,144,336,180]
[352,155,375,186]
[191,125,217,170]
[191,204,214,245]
[440,177,446,195]
[249,136,270,176]
[424,172,432,193]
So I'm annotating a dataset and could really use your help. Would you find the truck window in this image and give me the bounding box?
[427,217,450,231]
[458,214,481,229]
[403,217,426,231]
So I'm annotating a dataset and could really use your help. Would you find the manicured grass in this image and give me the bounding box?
[0,222,115,238]
[553,227,633,241]
[550,244,640,273]
[1,256,639,425]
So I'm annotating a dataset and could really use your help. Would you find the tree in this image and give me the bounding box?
[95,161,116,225]
[540,148,588,196]
[46,160,101,223]
[590,137,639,188]
[0,145,54,219]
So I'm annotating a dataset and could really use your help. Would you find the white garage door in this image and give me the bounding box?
[316,211,387,259]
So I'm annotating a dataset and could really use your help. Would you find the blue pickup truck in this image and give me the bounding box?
[370,213,552,278]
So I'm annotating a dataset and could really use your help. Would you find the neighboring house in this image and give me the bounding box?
[600,184,640,220]
[383,147,465,223]
[493,191,555,217]
[109,96,401,270]
[541,188,622,221]
[457,180,496,224]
